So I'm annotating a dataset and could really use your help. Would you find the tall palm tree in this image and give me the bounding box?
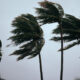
[36,1,64,80]
[8,14,45,80]
[51,14,80,50]
[0,40,2,62]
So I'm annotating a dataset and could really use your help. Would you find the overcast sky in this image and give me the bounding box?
[0,0,80,80]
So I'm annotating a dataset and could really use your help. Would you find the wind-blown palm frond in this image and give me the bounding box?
[65,14,80,28]
[52,14,80,50]
[0,40,2,62]
[51,35,77,42]
[36,1,64,24]
[8,14,43,45]
[10,39,44,60]
[9,14,45,60]
[53,14,80,34]
[59,40,80,51]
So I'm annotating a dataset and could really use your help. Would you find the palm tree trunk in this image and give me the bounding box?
[59,21,64,80]
[38,53,43,80]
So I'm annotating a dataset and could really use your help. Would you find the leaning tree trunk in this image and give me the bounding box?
[38,53,43,80]
[59,21,64,80]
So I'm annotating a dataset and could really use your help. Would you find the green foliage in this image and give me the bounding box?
[10,39,44,60]
[51,35,77,42]
[8,14,43,45]
[9,14,45,60]
[36,1,64,25]
[53,14,80,34]
[51,14,80,50]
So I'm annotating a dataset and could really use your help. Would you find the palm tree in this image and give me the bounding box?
[51,14,80,50]
[36,1,64,80]
[0,40,2,62]
[8,14,45,80]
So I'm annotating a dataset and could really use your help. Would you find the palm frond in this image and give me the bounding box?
[52,14,80,43]
[53,25,80,35]
[51,35,77,42]
[58,40,80,51]
[36,1,64,24]
[9,14,45,59]
[9,14,43,45]
[66,14,80,27]
[10,38,45,60]
[28,38,45,59]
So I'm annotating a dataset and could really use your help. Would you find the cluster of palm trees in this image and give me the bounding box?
[0,1,80,80]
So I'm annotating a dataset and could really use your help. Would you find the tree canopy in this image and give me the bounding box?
[8,14,45,60]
